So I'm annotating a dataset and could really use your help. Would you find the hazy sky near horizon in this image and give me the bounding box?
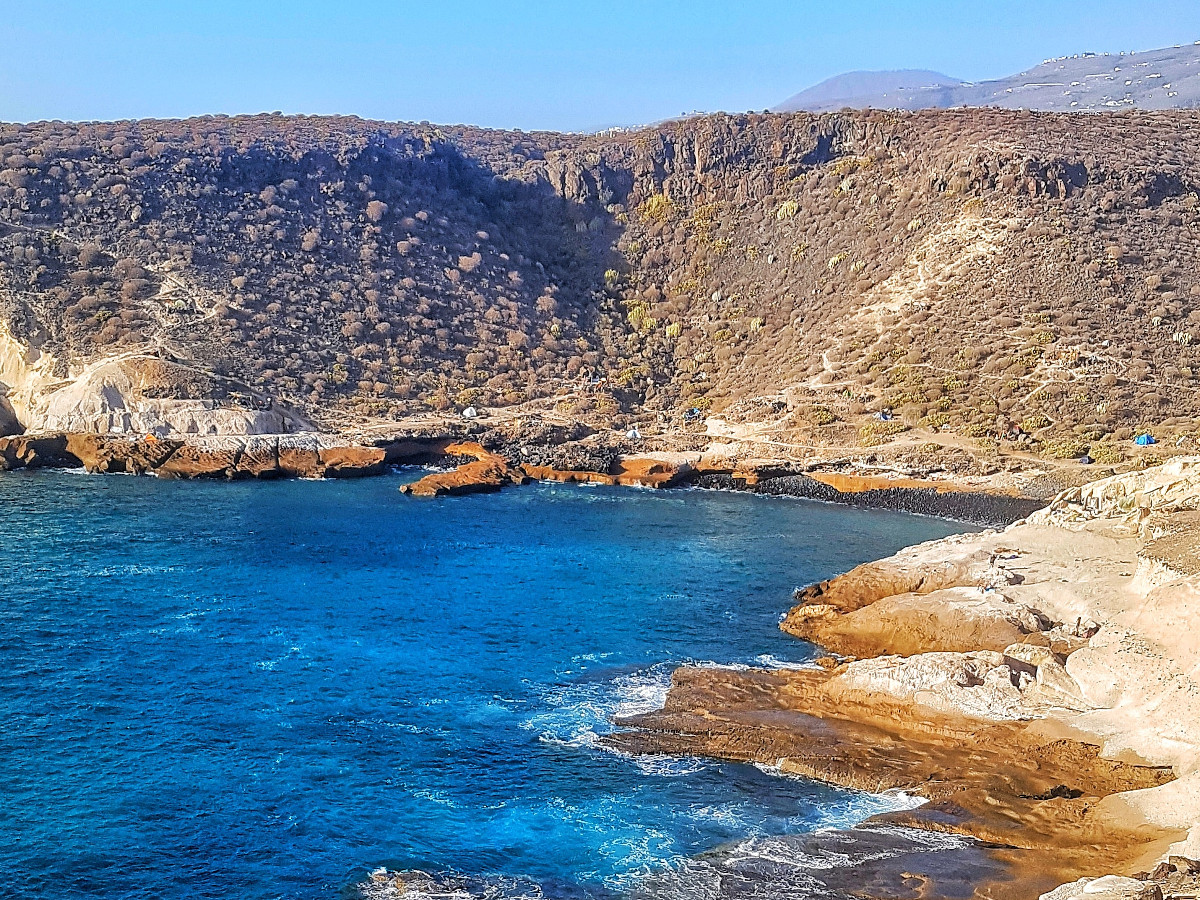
[4,1,1200,130]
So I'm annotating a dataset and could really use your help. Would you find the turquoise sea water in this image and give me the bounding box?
[0,471,967,899]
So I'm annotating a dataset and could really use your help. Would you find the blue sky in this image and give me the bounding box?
[3,1,1200,130]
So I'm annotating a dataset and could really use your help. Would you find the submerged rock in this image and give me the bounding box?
[356,869,545,899]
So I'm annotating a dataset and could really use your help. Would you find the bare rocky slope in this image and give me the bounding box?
[2,109,1199,467]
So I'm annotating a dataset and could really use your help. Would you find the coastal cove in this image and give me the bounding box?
[0,470,968,900]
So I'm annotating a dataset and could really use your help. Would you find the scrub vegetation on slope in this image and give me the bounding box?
[1,109,1199,454]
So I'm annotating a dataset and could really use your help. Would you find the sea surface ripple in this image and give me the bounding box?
[0,471,968,899]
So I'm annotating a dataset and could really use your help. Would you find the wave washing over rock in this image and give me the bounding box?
[355,826,992,900]
[609,457,1200,899]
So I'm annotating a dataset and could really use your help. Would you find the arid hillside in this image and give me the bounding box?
[1,109,1199,456]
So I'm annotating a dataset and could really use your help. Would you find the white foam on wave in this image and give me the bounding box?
[356,869,543,900]
[724,833,857,872]
[524,663,675,749]
[253,644,304,671]
[723,823,972,876]
[94,563,184,577]
[571,651,614,664]
[345,716,442,736]
[687,801,756,830]
[405,787,461,808]
[752,760,928,830]
[145,600,233,636]
[813,787,927,832]
[620,824,976,900]
[752,653,818,670]
[525,663,717,778]
[861,822,972,850]
[628,754,709,777]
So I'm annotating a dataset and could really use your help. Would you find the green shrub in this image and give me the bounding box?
[810,406,836,426]
[1041,438,1089,459]
[639,194,673,223]
[858,420,909,446]
[776,200,799,220]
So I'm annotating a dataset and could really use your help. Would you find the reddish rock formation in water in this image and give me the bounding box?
[0,432,438,480]
[400,442,530,497]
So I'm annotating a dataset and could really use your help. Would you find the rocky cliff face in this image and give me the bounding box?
[2,110,1199,449]
[0,327,309,436]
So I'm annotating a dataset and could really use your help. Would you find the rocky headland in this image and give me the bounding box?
[607,457,1200,899]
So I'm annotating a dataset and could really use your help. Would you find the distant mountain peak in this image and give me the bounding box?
[774,70,961,113]
[774,41,1200,113]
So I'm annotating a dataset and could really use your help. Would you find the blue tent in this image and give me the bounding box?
[1135,434,1156,446]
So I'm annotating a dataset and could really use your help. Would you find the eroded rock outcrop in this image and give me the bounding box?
[29,356,311,436]
[610,457,1200,898]
[780,535,1044,656]
[0,433,78,469]
[0,328,312,438]
[1031,458,1200,533]
[0,431,420,479]
[1041,875,1165,900]
[827,648,1091,721]
[521,452,697,488]
[400,443,529,497]
[400,445,697,496]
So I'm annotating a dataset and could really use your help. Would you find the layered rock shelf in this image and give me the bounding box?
[607,457,1200,900]
[0,432,448,479]
[399,443,530,497]
[400,447,699,497]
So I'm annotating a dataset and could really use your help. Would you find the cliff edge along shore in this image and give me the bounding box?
[608,457,1200,899]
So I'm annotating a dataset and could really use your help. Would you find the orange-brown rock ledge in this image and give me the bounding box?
[399,446,697,496]
[605,458,1200,900]
[0,432,450,479]
[606,664,1173,899]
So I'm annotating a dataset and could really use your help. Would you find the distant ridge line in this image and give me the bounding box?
[774,40,1200,113]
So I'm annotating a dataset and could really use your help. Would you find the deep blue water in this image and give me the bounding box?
[0,471,967,899]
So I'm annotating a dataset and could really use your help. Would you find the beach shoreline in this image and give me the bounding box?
[0,427,1054,527]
